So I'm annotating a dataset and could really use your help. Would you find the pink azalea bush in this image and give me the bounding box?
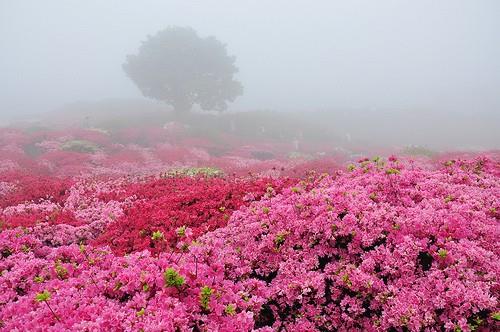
[0,155,498,331]
[196,156,499,331]
[0,230,261,331]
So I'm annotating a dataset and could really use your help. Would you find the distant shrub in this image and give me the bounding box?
[251,151,275,160]
[287,151,313,160]
[402,145,436,157]
[61,140,99,153]
[160,167,224,178]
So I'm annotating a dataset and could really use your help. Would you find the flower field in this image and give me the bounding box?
[0,125,499,331]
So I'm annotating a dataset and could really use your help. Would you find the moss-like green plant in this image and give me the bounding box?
[163,267,185,288]
[199,286,214,311]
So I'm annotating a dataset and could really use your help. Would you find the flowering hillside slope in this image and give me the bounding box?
[0,151,498,331]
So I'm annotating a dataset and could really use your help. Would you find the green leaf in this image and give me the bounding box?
[385,168,400,175]
[163,268,185,288]
[225,303,236,316]
[34,275,45,283]
[151,230,164,241]
[35,290,51,302]
[200,286,214,311]
[176,226,186,237]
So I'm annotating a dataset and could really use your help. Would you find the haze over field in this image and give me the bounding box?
[1,0,499,148]
[0,2,499,330]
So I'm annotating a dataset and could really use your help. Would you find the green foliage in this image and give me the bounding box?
[444,195,454,203]
[438,248,448,258]
[61,140,99,153]
[444,160,455,167]
[342,273,352,287]
[54,260,68,279]
[161,167,224,178]
[402,145,436,157]
[224,303,236,316]
[176,226,186,237]
[34,276,45,283]
[274,231,288,249]
[163,268,185,288]
[199,286,214,311]
[35,290,51,302]
[385,168,400,175]
[151,230,164,241]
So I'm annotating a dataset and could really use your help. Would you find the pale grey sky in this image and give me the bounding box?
[1,0,499,118]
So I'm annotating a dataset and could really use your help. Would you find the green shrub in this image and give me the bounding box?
[61,140,99,153]
[161,167,224,178]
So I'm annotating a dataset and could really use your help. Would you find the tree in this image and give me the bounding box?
[123,27,243,116]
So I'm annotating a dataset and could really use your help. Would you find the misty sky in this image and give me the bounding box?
[1,0,499,119]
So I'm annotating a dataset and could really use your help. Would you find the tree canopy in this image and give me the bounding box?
[123,27,243,115]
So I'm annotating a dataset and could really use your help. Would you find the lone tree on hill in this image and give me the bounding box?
[123,27,243,117]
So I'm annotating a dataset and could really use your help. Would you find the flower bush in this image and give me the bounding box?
[0,230,261,331]
[194,156,499,331]
[93,176,297,255]
[0,125,498,331]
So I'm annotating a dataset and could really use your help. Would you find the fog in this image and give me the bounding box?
[1,0,499,149]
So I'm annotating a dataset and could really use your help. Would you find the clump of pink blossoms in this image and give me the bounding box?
[0,155,498,331]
